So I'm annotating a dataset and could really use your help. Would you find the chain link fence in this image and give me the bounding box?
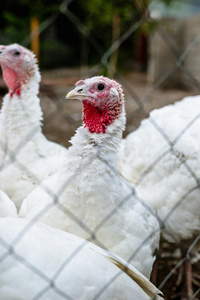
[0,0,200,299]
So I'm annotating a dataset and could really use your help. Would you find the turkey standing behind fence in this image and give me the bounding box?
[0,44,68,211]
[118,94,200,299]
[20,76,160,279]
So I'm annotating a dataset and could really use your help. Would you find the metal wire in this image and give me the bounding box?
[0,1,200,299]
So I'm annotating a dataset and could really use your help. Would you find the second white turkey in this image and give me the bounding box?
[0,44,68,210]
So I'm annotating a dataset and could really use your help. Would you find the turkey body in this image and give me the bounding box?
[0,44,67,210]
[119,95,200,243]
[0,89,67,211]
[0,218,162,300]
[20,76,160,279]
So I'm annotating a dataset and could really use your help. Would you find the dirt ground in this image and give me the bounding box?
[0,68,199,300]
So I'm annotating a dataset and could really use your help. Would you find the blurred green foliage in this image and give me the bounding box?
[0,0,177,69]
[0,0,62,43]
[2,11,29,44]
[40,39,74,68]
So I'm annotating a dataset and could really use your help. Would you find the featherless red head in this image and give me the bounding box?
[74,76,124,133]
[0,44,38,97]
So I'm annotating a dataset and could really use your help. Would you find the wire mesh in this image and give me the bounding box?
[0,0,200,299]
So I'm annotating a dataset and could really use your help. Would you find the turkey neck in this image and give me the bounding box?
[0,70,43,150]
[68,107,126,169]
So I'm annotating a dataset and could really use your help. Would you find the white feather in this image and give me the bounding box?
[0,191,17,218]
[119,95,200,243]
[0,218,163,300]
[0,56,68,211]
[20,105,160,279]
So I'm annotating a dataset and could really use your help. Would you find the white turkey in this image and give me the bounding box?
[20,76,160,279]
[0,218,163,300]
[118,94,200,299]
[0,44,67,211]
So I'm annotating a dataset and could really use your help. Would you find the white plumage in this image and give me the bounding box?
[0,190,17,218]
[119,95,200,243]
[0,218,163,300]
[0,44,67,210]
[20,76,160,279]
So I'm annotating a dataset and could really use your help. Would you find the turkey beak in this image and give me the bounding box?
[66,85,89,101]
[0,46,8,63]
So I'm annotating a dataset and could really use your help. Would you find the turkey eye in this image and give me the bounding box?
[97,83,105,91]
[14,51,20,56]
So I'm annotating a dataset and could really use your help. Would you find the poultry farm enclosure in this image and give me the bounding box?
[0,1,200,299]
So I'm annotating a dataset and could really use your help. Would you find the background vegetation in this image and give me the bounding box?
[0,0,175,69]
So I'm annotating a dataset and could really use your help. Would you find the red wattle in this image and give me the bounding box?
[16,89,21,96]
[1,64,21,97]
[82,101,121,134]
